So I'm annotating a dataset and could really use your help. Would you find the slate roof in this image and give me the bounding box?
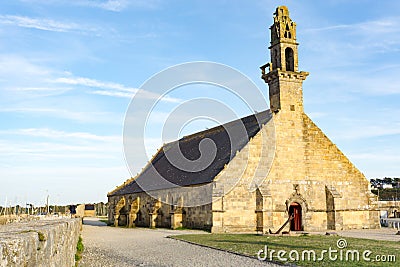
[108,110,272,197]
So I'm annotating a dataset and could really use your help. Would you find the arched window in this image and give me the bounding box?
[285,47,294,71]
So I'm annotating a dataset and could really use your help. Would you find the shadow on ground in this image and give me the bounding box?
[83,218,107,227]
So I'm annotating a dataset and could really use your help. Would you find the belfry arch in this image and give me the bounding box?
[285,47,294,71]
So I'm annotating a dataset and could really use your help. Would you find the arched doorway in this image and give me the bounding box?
[136,210,143,226]
[117,206,128,226]
[289,202,302,231]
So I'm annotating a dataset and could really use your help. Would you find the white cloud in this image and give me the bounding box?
[0,15,96,33]
[74,0,160,11]
[350,152,400,162]
[0,140,117,158]
[326,117,400,141]
[161,95,183,103]
[307,112,327,119]
[306,17,400,35]
[94,0,129,11]
[0,54,51,77]
[303,17,400,56]
[0,55,72,96]
[0,128,121,142]
[17,0,161,12]
[0,128,123,161]
[0,107,119,123]
[318,69,400,96]
[54,76,137,92]
[13,86,70,92]
[0,54,182,107]
[340,125,400,140]
[92,90,133,98]
[349,151,400,179]
[54,75,182,102]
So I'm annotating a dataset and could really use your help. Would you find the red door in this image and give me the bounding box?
[289,203,302,231]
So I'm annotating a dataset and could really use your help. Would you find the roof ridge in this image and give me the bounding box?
[167,109,270,145]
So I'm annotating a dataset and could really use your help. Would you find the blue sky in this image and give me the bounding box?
[1,0,399,206]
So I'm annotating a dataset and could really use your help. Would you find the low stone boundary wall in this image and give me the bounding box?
[381,218,400,229]
[0,218,82,267]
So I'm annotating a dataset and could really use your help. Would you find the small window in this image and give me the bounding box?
[85,204,95,210]
[290,105,295,111]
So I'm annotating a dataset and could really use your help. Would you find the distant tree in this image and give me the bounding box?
[384,177,393,184]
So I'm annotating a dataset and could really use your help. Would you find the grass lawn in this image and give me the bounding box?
[171,234,399,266]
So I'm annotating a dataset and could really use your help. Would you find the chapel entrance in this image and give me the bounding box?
[289,202,302,231]
[117,206,128,226]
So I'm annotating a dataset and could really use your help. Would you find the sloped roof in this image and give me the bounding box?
[108,110,272,197]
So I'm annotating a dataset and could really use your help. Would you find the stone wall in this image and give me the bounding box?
[211,119,275,233]
[108,185,213,231]
[256,111,380,232]
[0,215,34,226]
[0,218,81,267]
[303,114,380,230]
[76,204,85,218]
[378,201,400,218]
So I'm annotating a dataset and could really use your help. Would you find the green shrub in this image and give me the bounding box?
[76,236,84,253]
[75,235,84,266]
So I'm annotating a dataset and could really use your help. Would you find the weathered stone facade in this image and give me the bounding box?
[108,6,380,233]
[108,186,213,230]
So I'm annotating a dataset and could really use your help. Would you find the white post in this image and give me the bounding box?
[46,195,49,214]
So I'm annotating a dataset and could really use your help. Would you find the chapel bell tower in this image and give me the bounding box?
[261,6,309,113]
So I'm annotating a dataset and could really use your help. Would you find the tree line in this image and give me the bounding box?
[370,177,400,187]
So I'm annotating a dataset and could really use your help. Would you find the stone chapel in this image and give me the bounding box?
[107,6,380,233]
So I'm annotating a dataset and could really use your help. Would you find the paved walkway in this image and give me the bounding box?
[338,228,400,242]
[79,218,278,267]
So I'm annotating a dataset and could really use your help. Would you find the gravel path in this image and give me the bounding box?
[79,218,279,267]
